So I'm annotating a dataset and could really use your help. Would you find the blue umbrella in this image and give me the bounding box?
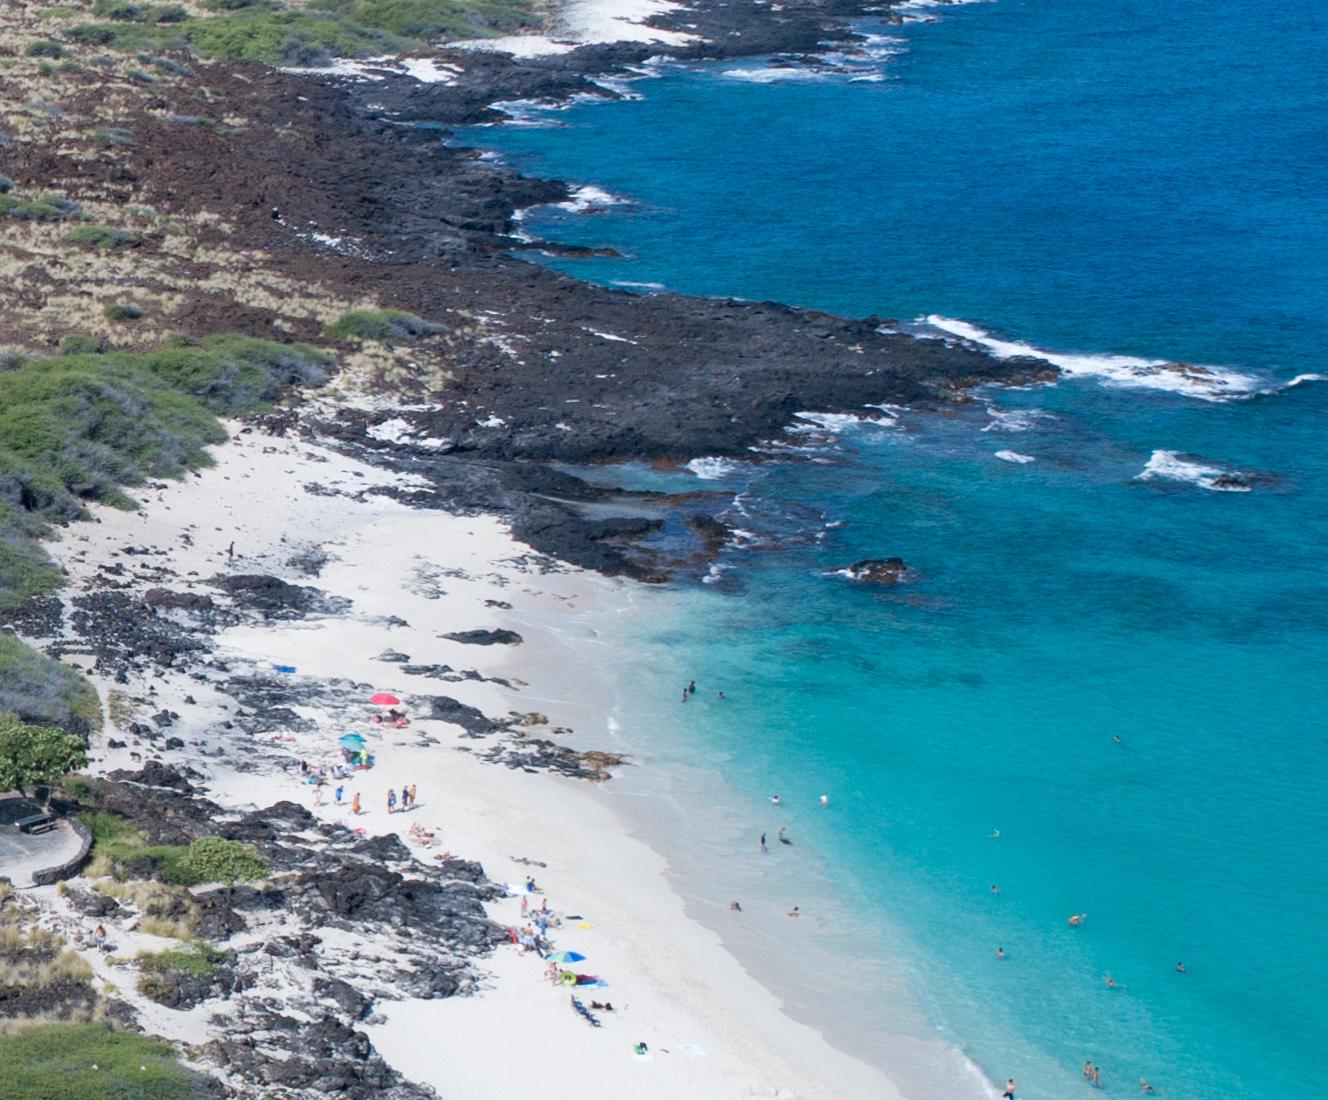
[546,951,585,964]
[339,733,367,749]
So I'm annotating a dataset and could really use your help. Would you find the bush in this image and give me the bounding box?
[64,24,121,46]
[57,333,103,354]
[0,1023,201,1099]
[92,0,188,21]
[25,40,65,58]
[167,836,267,885]
[104,303,144,321]
[138,941,224,979]
[0,176,12,194]
[89,127,134,147]
[326,308,442,342]
[0,193,81,221]
[67,223,141,248]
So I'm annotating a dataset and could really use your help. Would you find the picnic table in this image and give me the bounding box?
[15,812,56,835]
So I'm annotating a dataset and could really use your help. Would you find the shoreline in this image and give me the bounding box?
[29,427,915,1098]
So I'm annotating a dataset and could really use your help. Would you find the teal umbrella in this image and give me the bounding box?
[546,951,585,964]
[339,733,367,749]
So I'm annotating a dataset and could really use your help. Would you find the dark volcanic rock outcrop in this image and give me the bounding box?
[441,628,523,646]
[838,557,914,584]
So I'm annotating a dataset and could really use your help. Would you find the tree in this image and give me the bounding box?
[0,713,88,805]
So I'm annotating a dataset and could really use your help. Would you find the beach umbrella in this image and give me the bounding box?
[370,692,400,706]
[546,951,585,964]
[339,733,367,749]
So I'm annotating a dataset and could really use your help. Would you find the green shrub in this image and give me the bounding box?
[169,836,267,885]
[57,333,103,354]
[138,941,225,979]
[64,24,121,46]
[92,0,189,21]
[0,193,81,221]
[25,40,65,58]
[90,126,134,146]
[326,307,442,342]
[0,176,12,194]
[0,1023,200,1099]
[67,223,141,248]
[104,303,143,321]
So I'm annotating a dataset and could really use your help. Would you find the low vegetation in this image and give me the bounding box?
[82,812,268,887]
[66,223,142,248]
[0,1023,202,1099]
[0,192,82,221]
[326,307,442,342]
[56,0,538,65]
[138,940,224,981]
[0,638,99,730]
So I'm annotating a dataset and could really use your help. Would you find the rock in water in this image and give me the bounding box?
[842,558,912,584]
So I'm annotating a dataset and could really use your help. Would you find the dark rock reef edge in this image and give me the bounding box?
[6,0,1051,582]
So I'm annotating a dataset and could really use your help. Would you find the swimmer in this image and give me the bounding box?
[787,906,800,917]
[1175,961,1187,974]
[819,794,829,806]
[718,691,726,700]
[1068,913,1085,927]
[1138,1079,1156,1094]
[990,884,1000,894]
[729,900,742,911]
[1084,1062,1093,1082]
[778,827,793,846]
[995,947,1006,960]
[1113,734,1122,744]
[990,828,1001,839]
[769,794,781,805]
[1002,1079,1016,1099]
[1105,975,1125,990]
[760,832,767,853]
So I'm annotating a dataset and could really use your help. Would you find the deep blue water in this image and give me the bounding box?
[470,2,1328,1097]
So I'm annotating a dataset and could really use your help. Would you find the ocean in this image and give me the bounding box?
[469,1,1328,1096]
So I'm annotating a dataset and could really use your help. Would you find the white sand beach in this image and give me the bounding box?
[37,427,905,1100]
[451,0,697,56]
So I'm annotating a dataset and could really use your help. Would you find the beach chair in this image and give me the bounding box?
[570,995,602,1028]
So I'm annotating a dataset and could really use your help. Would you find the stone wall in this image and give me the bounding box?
[31,814,93,886]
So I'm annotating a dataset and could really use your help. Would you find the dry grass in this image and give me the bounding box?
[136,915,194,941]
[90,879,198,939]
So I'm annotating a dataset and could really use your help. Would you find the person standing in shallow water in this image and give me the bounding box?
[687,680,696,695]
[1002,1078,1016,1099]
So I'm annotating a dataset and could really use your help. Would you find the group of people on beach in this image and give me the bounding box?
[387,785,417,813]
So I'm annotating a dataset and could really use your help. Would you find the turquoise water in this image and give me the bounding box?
[471,2,1328,1097]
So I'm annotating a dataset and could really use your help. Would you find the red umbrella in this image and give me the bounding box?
[371,692,400,706]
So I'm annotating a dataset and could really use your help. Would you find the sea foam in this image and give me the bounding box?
[1136,450,1253,491]
[924,316,1262,402]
